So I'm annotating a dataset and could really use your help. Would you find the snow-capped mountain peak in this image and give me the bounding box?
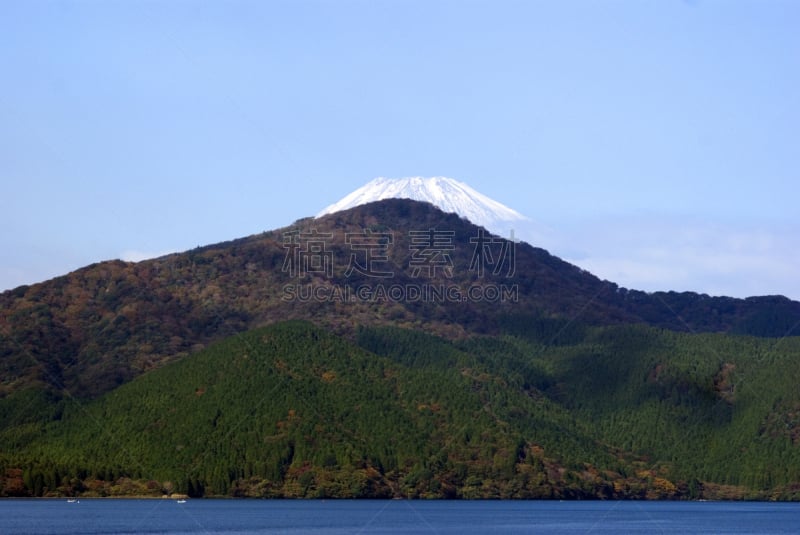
[317,177,528,239]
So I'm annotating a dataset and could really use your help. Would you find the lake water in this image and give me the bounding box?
[0,499,797,534]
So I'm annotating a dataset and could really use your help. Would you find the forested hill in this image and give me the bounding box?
[1,321,799,499]
[2,199,798,405]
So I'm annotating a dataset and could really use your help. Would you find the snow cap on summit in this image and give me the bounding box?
[317,177,528,239]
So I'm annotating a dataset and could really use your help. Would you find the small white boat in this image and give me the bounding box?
[176,499,187,504]
[67,499,79,503]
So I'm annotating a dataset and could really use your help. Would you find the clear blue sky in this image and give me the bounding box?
[2,1,798,299]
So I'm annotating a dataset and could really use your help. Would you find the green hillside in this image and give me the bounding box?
[3,200,798,407]
[455,325,800,497]
[2,320,799,499]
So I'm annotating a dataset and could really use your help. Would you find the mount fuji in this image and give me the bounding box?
[317,177,531,241]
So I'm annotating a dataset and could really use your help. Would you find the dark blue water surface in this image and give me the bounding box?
[0,499,797,534]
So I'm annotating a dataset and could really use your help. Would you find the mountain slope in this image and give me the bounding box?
[2,321,799,499]
[2,198,800,500]
[1,199,799,408]
[0,322,626,499]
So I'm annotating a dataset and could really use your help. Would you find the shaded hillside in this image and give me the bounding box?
[1,199,798,405]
